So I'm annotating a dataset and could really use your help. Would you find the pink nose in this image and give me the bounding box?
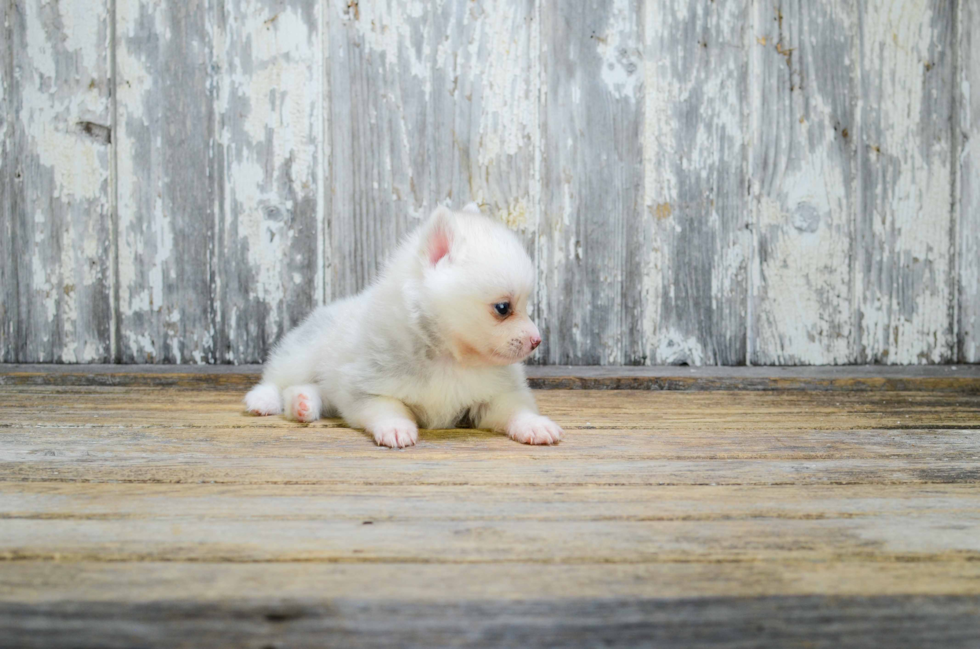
[529,335,541,350]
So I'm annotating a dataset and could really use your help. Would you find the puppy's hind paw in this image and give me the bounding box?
[244,383,282,416]
[283,385,322,423]
[507,414,563,446]
[370,419,419,449]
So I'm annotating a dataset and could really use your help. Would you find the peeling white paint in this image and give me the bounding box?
[29,113,105,200]
[349,0,434,91]
[57,206,79,362]
[750,13,855,367]
[656,329,706,366]
[115,0,157,330]
[58,0,103,76]
[232,6,317,198]
[114,0,211,363]
[471,6,536,168]
[219,0,321,357]
[20,0,106,202]
[23,0,56,81]
[858,0,953,363]
[596,0,641,101]
[640,3,672,355]
[960,1,980,362]
[642,0,748,364]
[127,332,156,361]
[494,199,529,232]
[31,210,58,325]
[7,0,111,363]
[5,0,972,366]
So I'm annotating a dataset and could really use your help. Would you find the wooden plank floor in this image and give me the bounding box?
[1,370,979,647]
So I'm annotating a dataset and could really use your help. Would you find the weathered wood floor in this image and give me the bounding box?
[1,367,979,648]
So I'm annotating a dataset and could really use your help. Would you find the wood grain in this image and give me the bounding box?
[115,0,215,363]
[644,0,749,365]
[2,363,980,392]
[3,0,978,367]
[855,0,956,364]
[5,562,980,604]
[538,0,644,365]
[1,382,980,646]
[326,0,425,297]
[327,0,539,300]
[425,0,540,262]
[2,591,978,649]
[214,0,324,364]
[1,0,113,363]
[3,482,980,563]
[750,0,856,364]
[2,380,980,645]
[959,1,980,363]
[0,0,10,360]
[1,387,978,488]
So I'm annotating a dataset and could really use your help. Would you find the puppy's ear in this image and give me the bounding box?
[461,202,481,215]
[422,206,455,266]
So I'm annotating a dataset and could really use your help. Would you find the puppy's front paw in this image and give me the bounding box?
[370,419,419,449]
[508,414,563,445]
[283,385,322,423]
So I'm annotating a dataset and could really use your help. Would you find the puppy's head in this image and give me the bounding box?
[417,203,540,365]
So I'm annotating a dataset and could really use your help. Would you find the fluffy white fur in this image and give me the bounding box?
[244,203,563,448]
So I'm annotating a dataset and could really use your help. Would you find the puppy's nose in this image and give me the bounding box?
[529,335,541,350]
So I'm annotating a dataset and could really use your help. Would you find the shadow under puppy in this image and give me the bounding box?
[244,203,563,448]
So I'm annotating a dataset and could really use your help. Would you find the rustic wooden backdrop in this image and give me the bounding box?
[1,0,977,365]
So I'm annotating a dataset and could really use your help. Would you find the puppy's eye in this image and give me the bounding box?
[493,301,512,318]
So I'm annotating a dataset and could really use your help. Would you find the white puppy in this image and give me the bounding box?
[244,203,563,448]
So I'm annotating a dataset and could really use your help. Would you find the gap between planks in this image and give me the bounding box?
[1,364,979,391]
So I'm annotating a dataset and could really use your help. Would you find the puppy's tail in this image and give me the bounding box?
[244,383,283,416]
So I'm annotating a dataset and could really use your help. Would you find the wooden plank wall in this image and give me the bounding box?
[1,0,113,363]
[960,0,980,364]
[0,0,976,366]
